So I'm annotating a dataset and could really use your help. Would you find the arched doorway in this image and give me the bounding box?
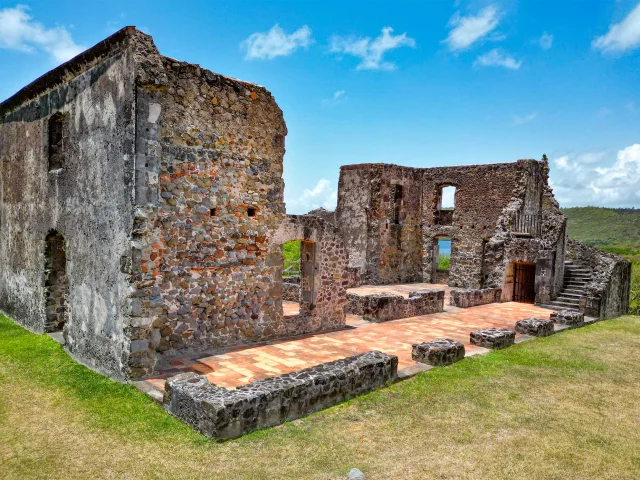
[44,231,68,332]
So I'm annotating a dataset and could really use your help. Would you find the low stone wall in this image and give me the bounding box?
[282,276,300,302]
[450,288,502,308]
[163,351,398,440]
[346,290,444,322]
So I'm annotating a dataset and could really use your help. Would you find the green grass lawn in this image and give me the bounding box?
[1,313,639,479]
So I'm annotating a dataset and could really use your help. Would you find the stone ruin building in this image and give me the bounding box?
[0,28,631,386]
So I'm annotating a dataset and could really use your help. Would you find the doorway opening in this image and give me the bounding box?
[433,236,452,284]
[44,231,68,332]
[281,240,316,316]
[513,262,536,303]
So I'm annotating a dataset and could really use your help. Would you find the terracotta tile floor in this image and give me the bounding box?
[143,296,551,394]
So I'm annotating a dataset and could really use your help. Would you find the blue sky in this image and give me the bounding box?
[1,1,640,213]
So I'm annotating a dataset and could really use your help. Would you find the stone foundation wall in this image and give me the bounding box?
[282,275,300,302]
[346,290,444,322]
[450,288,502,308]
[163,351,398,440]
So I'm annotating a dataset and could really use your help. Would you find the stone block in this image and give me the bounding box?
[164,351,398,440]
[514,317,555,337]
[450,288,502,308]
[470,328,515,349]
[550,310,584,327]
[412,338,465,366]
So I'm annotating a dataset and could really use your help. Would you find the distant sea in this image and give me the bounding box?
[438,239,451,256]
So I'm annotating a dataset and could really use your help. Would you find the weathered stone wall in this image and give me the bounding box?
[566,239,631,319]
[306,207,336,225]
[271,214,349,337]
[336,164,425,285]
[450,288,502,308]
[346,289,444,322]
[125,33,292,376]
[483,161,567,305]
[422,162,530,288]
[164,351,398,440]
[0,28,138,378]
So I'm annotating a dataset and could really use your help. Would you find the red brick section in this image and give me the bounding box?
[144,301,551,393]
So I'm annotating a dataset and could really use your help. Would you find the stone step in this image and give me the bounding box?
[539,303,578,312]
[565,281,588,287]
[563,288,585,295]
[558,292,582,299]
[567,269,590,274]
[556,297,580,306]
[567,274,591,279]
[549,300,581,310]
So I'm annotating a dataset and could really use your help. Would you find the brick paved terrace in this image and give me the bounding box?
[139,282,552,396]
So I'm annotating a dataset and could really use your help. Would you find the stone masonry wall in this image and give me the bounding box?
[566,239,631,318]
[271,214,349,337]
[422,161,533,288]
[450,288,502,308]
[336,164,424,285]
[346,289,444,322]
[125,33,289,376]
[336,159,568,305]
[0,28,138,378]
[164,351,398,440]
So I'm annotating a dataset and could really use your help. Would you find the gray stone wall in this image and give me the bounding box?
[336,159,567,300]
[271,214,349,337]
[566,239,631,319]
[450,288,502,308]
[0,29,138,378]
[346,289,444,322]
[336,164,424,285]
[163,351,398,440]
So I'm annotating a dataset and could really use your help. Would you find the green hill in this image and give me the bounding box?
[562,207,640,253]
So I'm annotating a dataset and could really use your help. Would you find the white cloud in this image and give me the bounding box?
[474,48,521,69]
[0,5,84,63]
[592,2,640,54]
[242,24,312,60]
[549,145,640,207]
[538,32,553,50]
[329,27,416,71]
[287,179,337,212]
[322,90,346,106]
[513,112,537,125]
[444,6,500,51]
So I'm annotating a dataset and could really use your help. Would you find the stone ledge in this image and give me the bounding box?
[450,288,502,308]
[346,290,444,322]
[163,351,398,440]
[412,338,465,366]
[550,310,585,328]
[470,328,515,349]
[515,317,555,337]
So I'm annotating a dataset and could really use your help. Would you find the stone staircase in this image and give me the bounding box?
[541,261,592,312]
